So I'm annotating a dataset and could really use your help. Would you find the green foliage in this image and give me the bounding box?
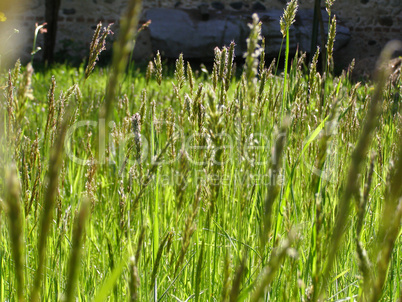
[1,5,402,302]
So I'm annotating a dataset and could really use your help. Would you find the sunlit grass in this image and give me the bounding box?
[1,2,402,301]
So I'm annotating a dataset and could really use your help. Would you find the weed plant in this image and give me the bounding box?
[1,0,402,301]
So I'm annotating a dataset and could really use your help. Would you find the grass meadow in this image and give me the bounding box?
[1,0,402,301]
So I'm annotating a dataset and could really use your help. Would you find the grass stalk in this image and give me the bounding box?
[5,165,24,302]
[98,0,142,159]
[63,198,90,302]
[260,119,289,250]
[280,0,298,123]
[319,40,402,300]
[30,86,76,302]
[251,230,297,301]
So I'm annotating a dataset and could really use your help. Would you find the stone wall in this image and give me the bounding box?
[1,0,401,71]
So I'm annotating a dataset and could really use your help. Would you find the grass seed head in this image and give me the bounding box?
[326,16,337,72]
[154,50,163,85]
[145,60,154,85]
[280,0,298,38]
[85,22,113,81]
[175,53,185,89]
[244,13,262,89]
[186,61,194,95]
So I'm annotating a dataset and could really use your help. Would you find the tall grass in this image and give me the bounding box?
[280,0,298,123]
[1,1,402,301]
